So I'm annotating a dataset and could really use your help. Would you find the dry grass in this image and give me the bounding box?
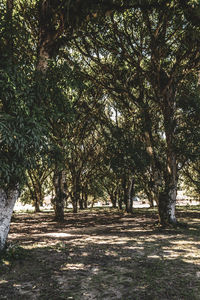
[0,206,200,299]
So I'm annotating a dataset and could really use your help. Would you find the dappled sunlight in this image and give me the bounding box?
[1,209,200,299]
[14,283,40,299]
[0,280,8,285]
[104,250,119,257]
[83,235,129,245]
[33,232,73,238]
[147,254,161,259]
[61,263,85,271]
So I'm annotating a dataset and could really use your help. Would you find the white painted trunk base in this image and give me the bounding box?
[168,187,177,224]
[0,188,19,250]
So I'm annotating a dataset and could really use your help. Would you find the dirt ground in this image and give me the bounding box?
[0,207,200,300]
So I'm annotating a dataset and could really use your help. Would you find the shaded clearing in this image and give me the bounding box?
[1,207,200,299]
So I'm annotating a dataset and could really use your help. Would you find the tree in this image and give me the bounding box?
[177,76,200,200]
[20,160,52,212]
[0,0,48,249]
[68,2,200,224]
[1,0,144,240]
[182,162,200,200]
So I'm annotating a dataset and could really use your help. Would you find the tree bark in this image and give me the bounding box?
[117,190,123,210]
[0,188,19,250]
[145,190,154,208]
[122,177,128,209]
[110,192,117,208]
[84,192,88,209]
[70,174,81,213]
[158,146,177,225]
[91,197,95,208]
[72,198,78,213]
[0,0,20,251]
[35,179,44,212]
[158,187,177,225]
[158,88,178,225]
[37,5,66,220]
[126,176,134,213]
[27,172,43,213]
[142,108,160,207]
[34,197,40,213]
[53,170,65,222]
[79,193,84,210]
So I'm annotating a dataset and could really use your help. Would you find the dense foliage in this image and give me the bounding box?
[0,0,200,224]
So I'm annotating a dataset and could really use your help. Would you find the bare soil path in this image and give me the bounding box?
[1,207,200,299]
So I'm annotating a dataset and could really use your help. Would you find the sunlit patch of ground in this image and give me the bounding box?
[0,207,200,299]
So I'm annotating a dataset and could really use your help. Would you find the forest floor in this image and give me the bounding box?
[0,206,200,300]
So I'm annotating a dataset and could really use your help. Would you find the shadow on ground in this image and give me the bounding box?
[1,208,200,299]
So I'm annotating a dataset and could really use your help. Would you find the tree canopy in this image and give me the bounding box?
[0,0,200,249]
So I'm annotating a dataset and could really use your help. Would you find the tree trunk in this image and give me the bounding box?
[79,193,84,210]
[71,174,80,213]
[142,107,161,207]
[91,197,95,208]
[147,192,154,208]
[53,170,65,222]
[34,196,41,213]
[0,0,19,251]
[158,187,177,226]
[158,89,178,225]
[144,187,155,208]
[117,190,123,210]
[72,196,78,213]
[158,147,177,225]
[72,190,79,212]
[84,193,88,209]
[126,176,134,213]
[29,179,42,213]
[0,188,19,250]
[110,192,117,208]
[122,177,128,208]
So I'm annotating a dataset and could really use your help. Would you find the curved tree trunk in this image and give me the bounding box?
[0,188,19,250]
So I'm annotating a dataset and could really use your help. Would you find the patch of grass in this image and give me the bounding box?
[0,243,28,263]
